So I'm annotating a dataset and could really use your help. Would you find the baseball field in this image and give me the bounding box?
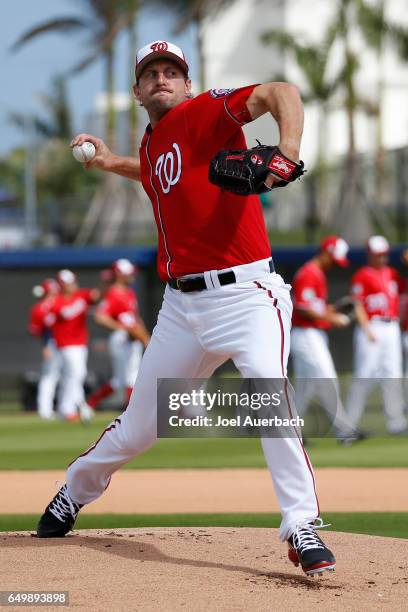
[1,406,407,609]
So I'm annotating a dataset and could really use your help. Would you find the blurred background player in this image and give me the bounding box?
[80,259,150,422]
[291,236,365,443]
[28,278,60,420]
[52,269,100,422]
[99,267,115,297]
[345,236,407,435]
[401,249,408,400]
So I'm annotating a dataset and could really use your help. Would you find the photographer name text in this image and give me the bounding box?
[168,415,304,428]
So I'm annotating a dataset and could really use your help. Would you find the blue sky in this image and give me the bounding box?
[1,0,197,155]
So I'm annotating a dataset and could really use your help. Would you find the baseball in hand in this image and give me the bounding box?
[72,141,96,163]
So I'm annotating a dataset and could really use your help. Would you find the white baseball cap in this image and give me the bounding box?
[112,258,136,276]
[57,269,77,286]
[367,235,390,255]
[135,40,189,79]
[320,235,349,267]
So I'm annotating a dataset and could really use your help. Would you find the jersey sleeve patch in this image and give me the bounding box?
[301,288,316,300]
[351,283,363,295]
[209,88,235,98]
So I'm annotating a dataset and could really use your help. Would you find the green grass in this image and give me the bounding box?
[1,512,407,539]
[0,412,407,470]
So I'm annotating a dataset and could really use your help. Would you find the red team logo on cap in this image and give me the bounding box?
[150,41,168,52]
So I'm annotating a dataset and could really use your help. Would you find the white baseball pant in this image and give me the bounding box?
[57,345,88,418]
[345,321,407,434]
[108,330,143,390]
[290,327,356,436]
[67,259,320,541]
[403,331,408,404]
[37,340,61,419]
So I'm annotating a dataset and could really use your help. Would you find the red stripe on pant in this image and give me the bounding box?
[253,281,320,517]
[68,417,121,467]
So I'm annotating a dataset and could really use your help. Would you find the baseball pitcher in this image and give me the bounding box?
[37,40,335,576]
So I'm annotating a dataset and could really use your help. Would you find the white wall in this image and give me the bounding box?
[202,0,408,166]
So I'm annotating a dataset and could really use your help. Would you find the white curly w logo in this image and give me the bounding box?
[155,143,182,194]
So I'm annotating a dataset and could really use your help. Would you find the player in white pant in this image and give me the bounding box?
[291,236,365,443]
[108,331,145,388]
[70,266,319,531]
[29,278,61,420]
[37,340,61,419]
[80,259,150,420]
[38,40,336,576]
[51,270,100,421]
[345,236,407,435]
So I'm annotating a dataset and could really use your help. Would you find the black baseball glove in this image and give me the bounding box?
[333,296,357,321]
[208,144,305,196]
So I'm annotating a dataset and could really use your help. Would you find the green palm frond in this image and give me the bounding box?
[11,0,143,148]
[261,30,336,102]
[67,48,103,75]
[388,23,408,60]
[356,0,386,49]
[10,18,88,51]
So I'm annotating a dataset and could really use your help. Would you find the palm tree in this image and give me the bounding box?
[152,0,236,92]
[261,29,343,234]
[355,0,408,210]
[262,30,342,172]
[328,1,378,156]
[10,77,72,141]
[263,2,388,243]
[124,0,140,157]
[325,0,403,241]
[11,0,135,148]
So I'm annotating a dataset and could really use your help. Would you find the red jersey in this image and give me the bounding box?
[52,289,95,348]
[292,261,330,329]
[29,298,56,337]
[350,266,405,320]
[96,285,139,329]
[139,87,271,281]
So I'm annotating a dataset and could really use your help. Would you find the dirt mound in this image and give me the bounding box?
[1,528,406,611]
[2,468,408,514]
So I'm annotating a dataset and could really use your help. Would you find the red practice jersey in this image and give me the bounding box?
[139,86,271,281]
[350,266,405,320]
[96,285,139,329]
[292,261,330,329]
[52,289,95,348]
[29,298,56,337]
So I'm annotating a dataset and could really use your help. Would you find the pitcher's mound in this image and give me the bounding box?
[1,528,407,610]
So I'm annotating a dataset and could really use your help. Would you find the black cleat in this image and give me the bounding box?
[37,484,82,538]
[338,429,370,447]
[288,520,336,576]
